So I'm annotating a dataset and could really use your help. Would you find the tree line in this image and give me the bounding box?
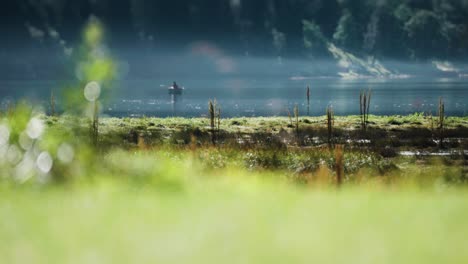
[1,0,468,60]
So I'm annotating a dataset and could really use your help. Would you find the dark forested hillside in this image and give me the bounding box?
[1,0,468,79]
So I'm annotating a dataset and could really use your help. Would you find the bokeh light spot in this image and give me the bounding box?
[84,81,101,102]
[0,144,8,161]
[26,117,45,139]
[19,132,33,150]
[0,124,10,146]
[37,152,53,174]
[15,153,35,183]
[7,145,22,165]
[84,18,104,48]
[57,143,75,164]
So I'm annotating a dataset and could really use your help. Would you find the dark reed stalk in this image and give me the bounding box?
[426,111,435,140]
[438,97,445,148]
[326,105,334,149]
[209,100,216,144]
[91,100,99,146]
[366,91,372,125]
[359,89,372,131]
[217,107,221,133]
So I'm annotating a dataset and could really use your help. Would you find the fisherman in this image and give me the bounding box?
[172,81,180,90]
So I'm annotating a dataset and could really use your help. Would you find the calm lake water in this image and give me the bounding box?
[1,77,467,117]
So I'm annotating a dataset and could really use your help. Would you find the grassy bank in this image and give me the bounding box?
[46,114,468,150]
[2,114,457,186]
[92,114,468,136]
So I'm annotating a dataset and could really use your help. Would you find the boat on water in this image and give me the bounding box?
[168,86,184,95]
[168,82,184,95]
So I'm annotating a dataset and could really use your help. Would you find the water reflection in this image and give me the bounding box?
[171,93,181,116]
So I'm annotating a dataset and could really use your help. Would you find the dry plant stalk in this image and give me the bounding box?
[335,144,344,187]
[190,134,198,152]
[137,133,147,150]
[312,164,331,187]
[426,111,435,140]
[287,108,293,127]
[294,104,299,135]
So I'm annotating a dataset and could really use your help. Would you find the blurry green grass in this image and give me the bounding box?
[1,181,468,264]
[1,149,468,263]
[2,112,467,263]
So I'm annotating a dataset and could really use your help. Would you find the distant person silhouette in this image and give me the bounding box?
[172,81,180,90]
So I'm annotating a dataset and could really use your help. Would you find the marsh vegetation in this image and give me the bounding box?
[1,105,468,263]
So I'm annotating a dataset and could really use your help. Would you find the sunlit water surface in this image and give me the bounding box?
[1,77,467,117]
